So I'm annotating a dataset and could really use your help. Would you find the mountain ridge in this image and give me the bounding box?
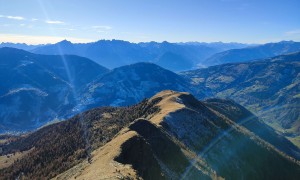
[1,90,299,179]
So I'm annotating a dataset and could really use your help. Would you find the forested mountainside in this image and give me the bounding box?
[0,48,108,132]
[1,91,299,180]
[181,52,300,148]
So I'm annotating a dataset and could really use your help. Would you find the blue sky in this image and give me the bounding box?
[0,0,299,44]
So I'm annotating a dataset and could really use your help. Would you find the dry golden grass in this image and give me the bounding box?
[0,148,33,169]
[54,130,139,180]
[149,90,187,125]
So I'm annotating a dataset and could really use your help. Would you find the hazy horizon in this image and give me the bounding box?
[0,38,298,46]
[0,0,299,44]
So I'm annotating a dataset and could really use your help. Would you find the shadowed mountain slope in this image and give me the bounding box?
[0,47,108,132]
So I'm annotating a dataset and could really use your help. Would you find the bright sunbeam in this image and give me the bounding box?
[36,0,92,160]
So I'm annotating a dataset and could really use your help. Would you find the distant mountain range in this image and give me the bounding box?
[0,42,42,51]
[1,42,300,179]
[1,91,299,179]
[31,40,220,70]
[1,47,299,150]
[1,40,254,71]
[2,40,300,71]
[178,41,250,51]
[204,41,300,66]
[1,47,202,133]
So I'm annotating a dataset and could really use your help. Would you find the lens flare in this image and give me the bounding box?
[180,104,300,178]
